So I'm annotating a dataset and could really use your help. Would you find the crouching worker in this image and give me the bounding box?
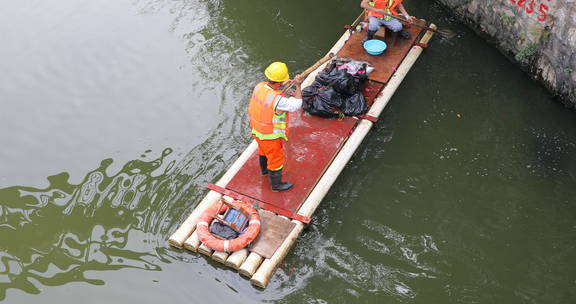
[360,0,416,43]
[248,62,303,191]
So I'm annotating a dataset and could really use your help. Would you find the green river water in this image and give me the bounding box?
[1,0,575,303]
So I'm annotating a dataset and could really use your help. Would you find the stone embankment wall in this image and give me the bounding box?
[437,0,576,108]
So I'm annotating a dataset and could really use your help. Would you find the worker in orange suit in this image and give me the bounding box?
[248,62,303,191]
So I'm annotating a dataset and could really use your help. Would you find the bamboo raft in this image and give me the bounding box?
[169,14,436,288]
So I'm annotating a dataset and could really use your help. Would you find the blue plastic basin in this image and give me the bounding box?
[363,39,387,55]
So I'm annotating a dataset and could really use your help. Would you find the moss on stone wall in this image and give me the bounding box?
[515,43,538,63]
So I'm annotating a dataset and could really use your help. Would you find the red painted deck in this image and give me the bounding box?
[226,21,426,216]
[227,112,357,213]
[338,19,427,84]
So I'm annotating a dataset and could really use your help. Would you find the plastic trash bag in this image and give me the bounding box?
[337,61,374,75]
[333,70,359,96]
[302,59,368,118]
[315,68,360,96]
[315,67,343,86]
[342,93,367,116]
[303,84,343,118]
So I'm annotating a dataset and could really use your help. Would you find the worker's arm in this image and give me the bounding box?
[360,0,386,15]
[275,75,304,113]
[275,96,302,113]
[290,74,303,99]
[397,4,415,23]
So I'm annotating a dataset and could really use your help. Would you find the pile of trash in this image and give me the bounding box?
[302,57,373,118]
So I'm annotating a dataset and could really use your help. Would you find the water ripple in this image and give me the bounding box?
[0,148,187,299]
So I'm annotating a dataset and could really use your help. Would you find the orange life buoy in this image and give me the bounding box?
[196,200,261,252]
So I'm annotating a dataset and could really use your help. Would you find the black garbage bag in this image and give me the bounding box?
[333,71,358,96]
[302,59,369,118]
[314,65,339,86]
[342,92,367,116]
[316,68,354,96]
[302,84,342,118]
[316,64,368,96]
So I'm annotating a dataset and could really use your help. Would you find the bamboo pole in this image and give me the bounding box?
[225,248,249,269]
[197,243,214,256]
[183,230,200,252]
[211,250,229,264]
[168,141,258,248]
[168,191,220,248]
[238,252,264,278]
[297,120,373,217]
[250,219,304,288]
[249,25,437,288]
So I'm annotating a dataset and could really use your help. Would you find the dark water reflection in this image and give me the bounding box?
[0,149,175,299]
[0,135,252,300]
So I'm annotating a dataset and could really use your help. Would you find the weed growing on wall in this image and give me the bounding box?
[515,43,538,63]
[500,12,516,25]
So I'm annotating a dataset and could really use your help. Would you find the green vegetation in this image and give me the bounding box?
[539,29,551,44]
[515,43,538,63]
[500,12,515,25]
[565,68,574,73]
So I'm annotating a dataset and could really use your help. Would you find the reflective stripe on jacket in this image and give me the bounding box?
[367,0,401,21]
[248,82,289,141]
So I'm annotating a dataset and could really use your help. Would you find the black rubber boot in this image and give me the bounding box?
[362,29,377,45]
[399,29,411,39]
[259,155,269,176]
[269,169,293,192]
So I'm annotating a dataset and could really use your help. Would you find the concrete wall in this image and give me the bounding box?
[437,0,576,108]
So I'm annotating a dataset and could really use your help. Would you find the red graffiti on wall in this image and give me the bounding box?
[508,0,552,22]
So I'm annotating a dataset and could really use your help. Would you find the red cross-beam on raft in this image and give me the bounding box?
[207,184,312,224]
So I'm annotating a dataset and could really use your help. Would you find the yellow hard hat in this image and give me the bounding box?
[264,62,290,82]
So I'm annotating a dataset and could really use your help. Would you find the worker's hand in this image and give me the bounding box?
[404,15,415,24]
[293,74,304,86]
